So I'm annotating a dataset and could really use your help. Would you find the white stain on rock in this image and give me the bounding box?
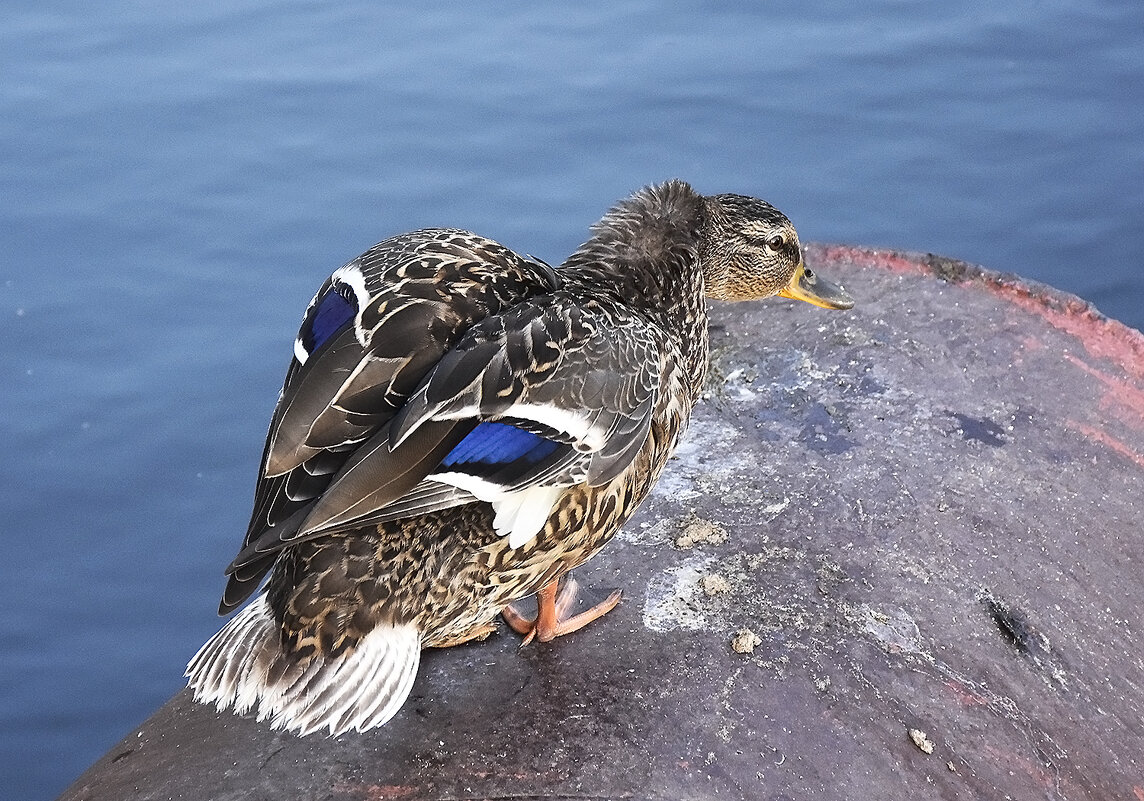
[642,554,716,632]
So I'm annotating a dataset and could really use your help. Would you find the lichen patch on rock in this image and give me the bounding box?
[731,628,762,654]
[699,574,731,596]
[674,513,728,549]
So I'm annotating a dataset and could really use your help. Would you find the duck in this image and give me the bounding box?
[185,179,854,736]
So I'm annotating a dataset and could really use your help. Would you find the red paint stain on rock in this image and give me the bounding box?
[810,243,1144,385]
[1066,420,1144,470]
[942,678,990,708]
[331,783,419,800]
[1063,353,1144,430]
[810,244,929,277]
[977,278,1144,384]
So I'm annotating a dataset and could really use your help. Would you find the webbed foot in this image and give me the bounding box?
[502,574,622,646]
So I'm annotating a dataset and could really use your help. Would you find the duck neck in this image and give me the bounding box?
[562,180,711,400]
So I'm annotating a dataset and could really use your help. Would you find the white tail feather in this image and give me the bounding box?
[186,595,421,736]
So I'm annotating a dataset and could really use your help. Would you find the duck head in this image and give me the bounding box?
[701,193,854,310]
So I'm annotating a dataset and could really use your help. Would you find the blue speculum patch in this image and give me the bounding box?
[443,422,561,466]
[303,285,357,353]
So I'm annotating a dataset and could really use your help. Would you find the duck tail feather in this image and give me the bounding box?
[186,596,422,736]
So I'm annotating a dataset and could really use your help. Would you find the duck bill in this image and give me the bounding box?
[778,260,855,310]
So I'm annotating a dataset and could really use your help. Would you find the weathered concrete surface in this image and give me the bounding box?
[60,244,1144,800]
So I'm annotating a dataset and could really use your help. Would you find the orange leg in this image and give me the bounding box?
[502,574,622,646]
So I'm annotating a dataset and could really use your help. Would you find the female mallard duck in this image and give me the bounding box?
[186,179,853,736]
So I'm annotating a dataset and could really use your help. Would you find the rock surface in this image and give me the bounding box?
[60,244,1144,801]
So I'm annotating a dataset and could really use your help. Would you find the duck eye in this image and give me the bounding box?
[766,234,786,251]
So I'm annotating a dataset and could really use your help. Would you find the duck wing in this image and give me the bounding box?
[225,294,663,591]
[222,230,558,612]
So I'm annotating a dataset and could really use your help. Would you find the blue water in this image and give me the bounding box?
[2,2,1142,797]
